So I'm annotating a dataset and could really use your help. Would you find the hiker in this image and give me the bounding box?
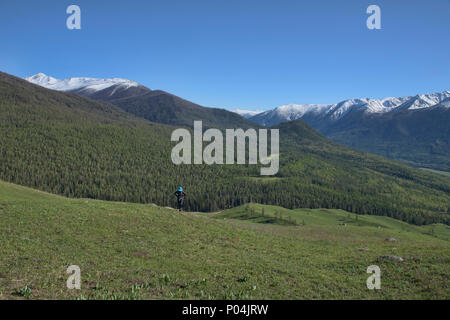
[174,186,186,211]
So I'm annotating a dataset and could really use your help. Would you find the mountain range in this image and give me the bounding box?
[25,74,450,171]
[245,92,450,171]
[247,92,450,126]
[25,73,254,129]
[1,70,448,225]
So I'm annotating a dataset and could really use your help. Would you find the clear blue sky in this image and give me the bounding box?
[1,0,449,110]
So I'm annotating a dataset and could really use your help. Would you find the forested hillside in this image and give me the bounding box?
[1,71,449,225]
[322,107,450,171]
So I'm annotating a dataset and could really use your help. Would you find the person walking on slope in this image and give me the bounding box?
[174,187,187,211]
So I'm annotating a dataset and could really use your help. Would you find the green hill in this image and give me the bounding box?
[98,88,257,129]
[215,203,450,242]
[0,71,450,225]
[0,181,448,299]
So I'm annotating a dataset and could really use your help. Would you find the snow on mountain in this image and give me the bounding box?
[380,96,412,109]
[250,91,450,126]
[276,104,330,119]
[249,104,331,126]
[324,97,410,120]
[231,109,263,119]
[25,73,449,127]
[25,73,140,93]
[430,96,450,109]
[394,91,450,111]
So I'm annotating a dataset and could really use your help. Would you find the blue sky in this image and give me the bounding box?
[1,0,449,110]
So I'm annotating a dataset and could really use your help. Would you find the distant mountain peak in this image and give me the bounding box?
[25,73,141,93]
[26,73,59,86]
[231,109,263,119]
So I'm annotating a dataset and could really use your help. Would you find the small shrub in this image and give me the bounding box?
[14,285,32,299]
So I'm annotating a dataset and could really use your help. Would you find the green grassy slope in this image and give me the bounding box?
[1,71,450,224]
[215,203,450,242]
[0,181,448,299]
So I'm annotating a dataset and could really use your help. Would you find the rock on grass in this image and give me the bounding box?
[380,255,404,262]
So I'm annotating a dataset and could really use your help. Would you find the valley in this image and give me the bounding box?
[1,71,449,225]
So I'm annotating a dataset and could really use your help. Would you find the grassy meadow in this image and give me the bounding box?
[0,181,448,300]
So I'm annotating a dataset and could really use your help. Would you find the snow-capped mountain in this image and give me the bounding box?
[249,90,450,172]
[249,91,450,127]
[433,97,450,109]
[231,109,263,119]
[251,104,331,126]
[25,73,149,101]
[25,73,140,92]
[393,92,450,111]
[19,72,450,170]
[24,73,254,129]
